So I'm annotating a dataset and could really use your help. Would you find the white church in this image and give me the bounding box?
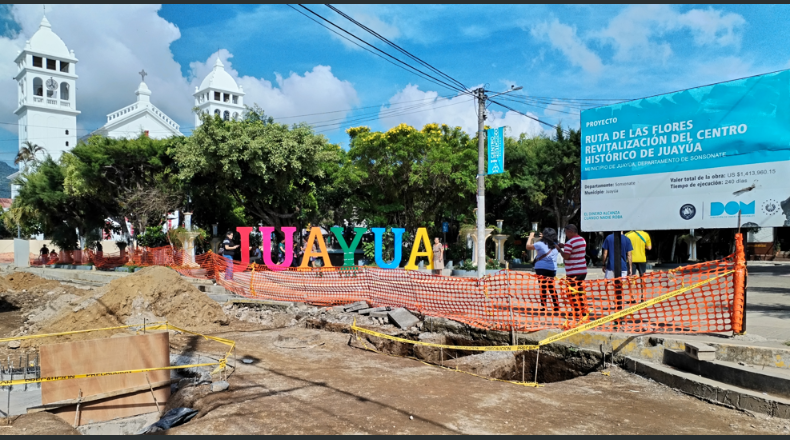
[12,15,245,165]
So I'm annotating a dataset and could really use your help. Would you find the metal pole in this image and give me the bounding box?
[509,296,515,345]
[476,88,487,278]
[533,350,540,384]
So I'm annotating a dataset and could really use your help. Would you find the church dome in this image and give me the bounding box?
[27,16,72,59]
[198,57,241,93]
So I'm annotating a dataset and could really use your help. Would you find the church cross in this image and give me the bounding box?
[139,69,147,82]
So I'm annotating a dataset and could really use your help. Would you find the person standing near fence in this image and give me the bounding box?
[222,231,239,280]
[526,228,560,312]
[433,237,444,274]
[556,224,588,320]
[625,230,651,276]
[602,232,633,279]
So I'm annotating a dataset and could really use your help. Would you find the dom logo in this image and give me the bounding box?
[762,199,779,216]
[710,201,755,217]
[679,204,696,220]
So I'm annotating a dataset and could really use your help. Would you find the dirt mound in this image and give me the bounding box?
[2,272,60,292]
[41,266,229,338]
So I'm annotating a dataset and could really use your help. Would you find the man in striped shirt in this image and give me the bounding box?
[557,224,587,280]
[556,224,588,320]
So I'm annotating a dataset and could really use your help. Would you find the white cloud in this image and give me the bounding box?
[531,20,603,74]
[379,85,545,138]
[595,5,745,61]
[0,5,360,143]
[0,4,191,137]
[188,50,359,131]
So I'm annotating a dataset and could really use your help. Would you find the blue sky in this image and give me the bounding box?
[1,4,790,165]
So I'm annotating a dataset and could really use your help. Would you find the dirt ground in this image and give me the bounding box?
[163,326,790,435]
[2,268,790,434]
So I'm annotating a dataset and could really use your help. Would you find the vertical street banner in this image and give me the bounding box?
[580,70,790,231]
[487,126,504,175]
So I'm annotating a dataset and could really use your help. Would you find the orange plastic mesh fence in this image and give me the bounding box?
[26,236,746,335]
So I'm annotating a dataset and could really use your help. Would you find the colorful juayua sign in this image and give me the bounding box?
[233,226,435,270]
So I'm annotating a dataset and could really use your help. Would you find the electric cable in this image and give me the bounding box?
[325,4,468,92]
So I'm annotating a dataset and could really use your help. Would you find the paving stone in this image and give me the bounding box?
[343,301,369,312]
[358,307,387,315]
[388,308,420,329]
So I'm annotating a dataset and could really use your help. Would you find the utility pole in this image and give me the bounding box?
[476,88,487,278]
[474,85,523,278]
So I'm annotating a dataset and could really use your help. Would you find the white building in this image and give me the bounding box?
[14,15,79,162]
[193,57,244,127]
[95,75,183,139]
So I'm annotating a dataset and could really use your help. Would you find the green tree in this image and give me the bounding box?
[8,157,105,250]
[172,111,341,229]
[520,126,582,234]
[344,123,477,236]
[14,141,47,167]
[62,134,184,239]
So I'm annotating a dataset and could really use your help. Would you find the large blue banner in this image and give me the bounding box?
[580,70,790,231]
[487,126,504,175]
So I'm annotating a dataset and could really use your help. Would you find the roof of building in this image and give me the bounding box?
[26,16,74,60]
[94,81,182,139]
[0,198,12,209]
[197,57,243,94]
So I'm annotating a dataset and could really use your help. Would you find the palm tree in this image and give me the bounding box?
[14,141,47,167]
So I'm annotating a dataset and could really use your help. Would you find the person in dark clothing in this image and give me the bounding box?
[221,231,239,280]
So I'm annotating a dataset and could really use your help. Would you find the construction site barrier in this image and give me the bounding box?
[0,322,234,388]
[28,235,747,336]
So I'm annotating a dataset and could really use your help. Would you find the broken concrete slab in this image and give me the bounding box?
[370,311,389,319]
[211,381,229,392]
[358,307,387,315]
[388,308,420,329]
[343,301,369,312]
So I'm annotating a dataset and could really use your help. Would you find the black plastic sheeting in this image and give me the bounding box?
[137,408,199,434]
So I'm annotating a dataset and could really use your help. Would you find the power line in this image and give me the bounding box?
[290,4,470,96]
[488,98,558,129]
[324,4,468,93]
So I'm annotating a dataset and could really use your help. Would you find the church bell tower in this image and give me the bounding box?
[14,15,80,163]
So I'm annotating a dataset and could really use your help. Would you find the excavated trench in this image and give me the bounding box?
[348,329,603,384]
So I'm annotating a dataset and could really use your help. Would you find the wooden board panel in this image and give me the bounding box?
[40,331,170,426]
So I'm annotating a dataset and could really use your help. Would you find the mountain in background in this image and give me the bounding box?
[0,161,16,199]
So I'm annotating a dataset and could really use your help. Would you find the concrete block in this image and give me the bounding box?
[775,402,790,419]
[738,394,772,415]
[387,308,420,329]
[358,307,387,315]
[717,388,739,407]
[344,301,369,312]
[370,311,389,319]
[685,341,716,361]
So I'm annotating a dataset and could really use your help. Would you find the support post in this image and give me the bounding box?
[476,88,487,278]
[733,232,747,334]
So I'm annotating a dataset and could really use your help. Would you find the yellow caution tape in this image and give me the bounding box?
[0,361,222,387]
[537,271,733,346]
[352,329,541,387]
[351,323,539,351]
[0,321,236,387]
[0,321,167,344]
[351,270,734,352]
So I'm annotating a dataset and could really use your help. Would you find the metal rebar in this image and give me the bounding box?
[509,296,516,345]
[440,348,443,367]
[534,350,540,384]
[24,354,28,392]
[522,353,525,383]
[6,361,11,423]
